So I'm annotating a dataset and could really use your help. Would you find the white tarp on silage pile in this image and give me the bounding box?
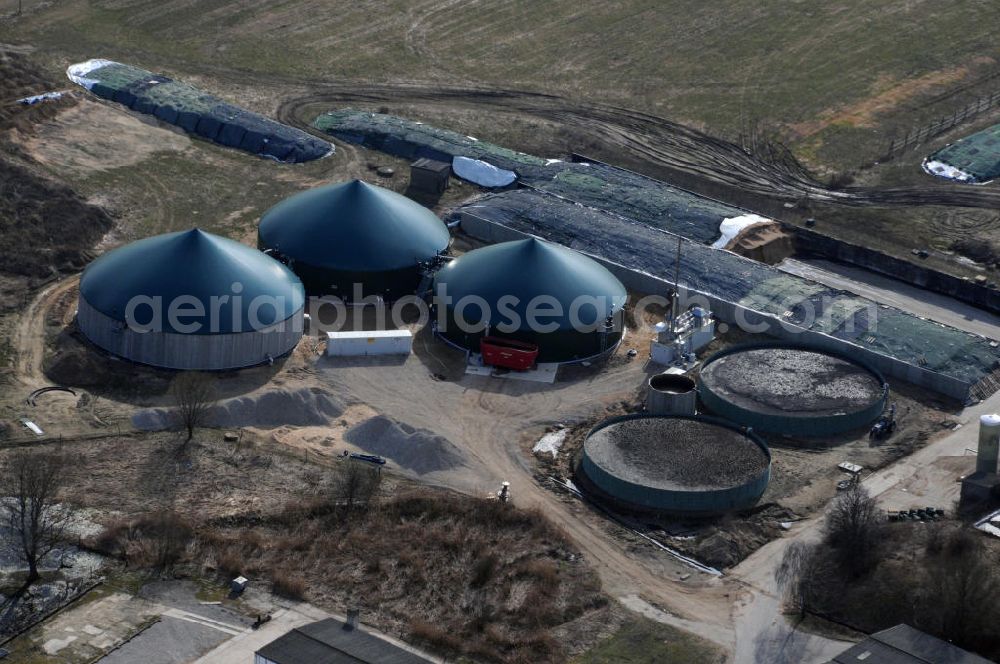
[922,158,976,183]
[711,213,772,249]
[452,156,517,188]
[66,59,117,90]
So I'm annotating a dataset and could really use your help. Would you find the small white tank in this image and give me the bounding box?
[977,414,1000,474]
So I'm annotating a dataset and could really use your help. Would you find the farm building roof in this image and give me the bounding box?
[67,59,332,163]
[925,122,1000,183]
[80,229,304,334]
[433,237,627,329]
[258,179,449,271]
[256,618,435,664]
[827,624,993,664]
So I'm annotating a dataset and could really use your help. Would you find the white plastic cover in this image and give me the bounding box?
[66,59,117,90]
[922,158,976,183]
[452,156,517,188]
[711,213,772,249]
[17,91,64,105]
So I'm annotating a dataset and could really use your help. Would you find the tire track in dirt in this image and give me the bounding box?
[13,275,79,387]
[272,82,1000,210]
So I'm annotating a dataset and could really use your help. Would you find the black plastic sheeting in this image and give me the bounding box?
[82,64,331,163]
[313,110,736,243]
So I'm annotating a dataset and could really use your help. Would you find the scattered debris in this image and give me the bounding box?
[27,386,77,407]
[532,428,568,459]
[19,418,43,436]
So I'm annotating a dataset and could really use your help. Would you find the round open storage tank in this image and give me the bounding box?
[258,179,450,300]
[578,413,770,515]
[646,373,697,415]
[77,229,304,370]
[431,238,627,363]
[698,342,888,437]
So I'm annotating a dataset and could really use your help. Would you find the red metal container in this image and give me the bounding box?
[480,336,540,371]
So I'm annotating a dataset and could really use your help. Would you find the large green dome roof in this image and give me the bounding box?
[433,238,626,328]
[80,229,305,334]
[258,179,450,272]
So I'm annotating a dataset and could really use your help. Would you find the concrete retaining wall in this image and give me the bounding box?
[793,226,1000,315]
[579,413,771,515]
[459,211,976,401]
[696,341,889,437]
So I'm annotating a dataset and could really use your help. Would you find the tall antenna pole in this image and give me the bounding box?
[671,235,682,327]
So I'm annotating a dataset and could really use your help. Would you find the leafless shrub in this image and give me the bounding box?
[216,548,245,578]
[825,483,882,576]
[409,619,464,654]
[271,570,307,600]
[332,460,381,516]
[170,371,217,443]
[469,552,499,588]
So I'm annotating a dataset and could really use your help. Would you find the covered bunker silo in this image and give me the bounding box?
[77,229,305,370]
[698,342,888,437]
[578,413,770,515]
[258,179,450,300]
[431,238,628,363]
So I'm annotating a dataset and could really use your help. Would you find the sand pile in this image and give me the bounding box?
[344,415,464,474]
[132,387,344,431]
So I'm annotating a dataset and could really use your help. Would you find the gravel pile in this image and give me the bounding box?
[701,348,884,416]
[345,415,464,474]
[585,417,768,491]
[132,387,344,431]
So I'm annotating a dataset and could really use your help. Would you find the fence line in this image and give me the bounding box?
[876,89,1000,164]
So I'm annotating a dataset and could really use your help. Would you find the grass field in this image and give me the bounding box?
[574,616,724,664]
[2,1,1000,172]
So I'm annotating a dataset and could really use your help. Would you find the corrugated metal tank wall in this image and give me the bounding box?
[77,297,303,370]
[646,374,697,415]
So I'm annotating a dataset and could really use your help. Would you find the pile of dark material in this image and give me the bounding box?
[586,417,768,491]
[700,348,885,416]
[70,60,332,163]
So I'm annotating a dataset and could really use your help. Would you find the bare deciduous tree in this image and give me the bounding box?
[4,450,68,584]
[923,528,1000,650]
[774,540,838,618]
[825,482,882,576]
[335,461,382,516]
[170,371,216,443]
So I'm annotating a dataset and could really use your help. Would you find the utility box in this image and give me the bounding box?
[326,330,413,357]
[410,158,451,195]
[231,576,248,594]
